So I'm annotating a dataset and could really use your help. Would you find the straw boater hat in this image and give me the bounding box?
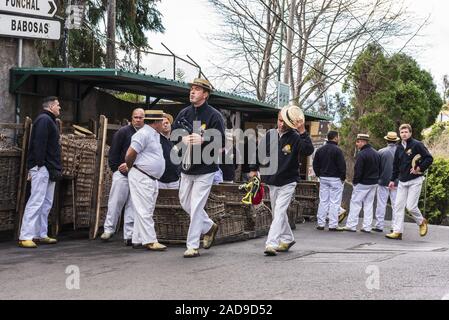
[280,105,305,129]
[384,131,400,142]
[356,133,370,141]
[162,113,174,125]
[144,110,164,121]
[189,78,213,92]
[72,124,94,137]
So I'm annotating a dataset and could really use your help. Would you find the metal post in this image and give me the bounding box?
[17,39,23,67]
[277,0,286,82]
[16,39,23,123]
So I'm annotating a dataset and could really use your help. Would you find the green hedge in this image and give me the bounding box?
[419,158,449,224]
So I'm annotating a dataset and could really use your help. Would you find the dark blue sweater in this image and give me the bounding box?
[108,125,137,173]
[159,134,181,183]
[250,129,314,187]
[27,111,61,172]
[172,102,225,175]
[391,138,433,183]
[353,144,380,185]
[312,141,346,181]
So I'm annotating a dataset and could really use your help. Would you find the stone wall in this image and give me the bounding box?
[0,37,41,125]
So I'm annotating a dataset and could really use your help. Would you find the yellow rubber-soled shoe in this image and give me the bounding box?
[276,241,296,252]
[203,223,219,250]
[385,232,402,240]
[183,248,200,258]
[264,246,277,256]
[18,240,38,248]
[145,242,167,251]
[35,237,57,245]
[419,219,428,237]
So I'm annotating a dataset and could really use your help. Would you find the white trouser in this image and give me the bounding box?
[179,172,215,250]
[19,166,56,240]
[128,168,159,245]
[266,182,297,247]
[103,171,135,239]
[316,177,344,228]
[345,184,377,231]
[374,185,397,230]
[158,180,180,190]
[392,177,425,234]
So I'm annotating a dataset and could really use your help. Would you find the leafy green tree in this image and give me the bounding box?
[340,44,443,150]
[36,0,164,69]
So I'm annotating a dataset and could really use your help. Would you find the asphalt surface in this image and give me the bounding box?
[1,220,449,300]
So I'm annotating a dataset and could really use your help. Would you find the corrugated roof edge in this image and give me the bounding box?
[11,67,332,121]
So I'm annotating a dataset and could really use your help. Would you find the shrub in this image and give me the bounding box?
[419,158,449,224]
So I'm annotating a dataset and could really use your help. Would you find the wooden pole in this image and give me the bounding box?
[14,117,32,240]
[89,115,108,239]
[106,0,116,68]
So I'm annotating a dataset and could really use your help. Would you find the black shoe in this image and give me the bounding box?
[329,227,344,232]
[316,226,325,231]
[372,228,383,233]
[342,227,357,232]
[132,243,144,249]
[124,239,132,246]
[360,229,371,233]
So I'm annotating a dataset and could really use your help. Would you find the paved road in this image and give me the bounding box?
[1,220,449,300]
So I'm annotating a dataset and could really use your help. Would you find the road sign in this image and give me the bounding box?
[0,0,57,18]
[0,13,60,40]
[277,81,290,108]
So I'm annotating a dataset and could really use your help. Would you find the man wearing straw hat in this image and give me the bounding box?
[100,108,145,245]
[18,96,61,248]
[172,78,225,258]
[158,113,181,189]
[386,124,433,240]
[372,131,400,233]
[250,105,314,256]
[344,134,380,233]
[125,110,167,251]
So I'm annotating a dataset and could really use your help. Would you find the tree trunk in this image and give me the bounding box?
[106,0,116,68]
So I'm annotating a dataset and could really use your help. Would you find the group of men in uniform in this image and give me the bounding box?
[17,79,434,258]
[313,124,433,240]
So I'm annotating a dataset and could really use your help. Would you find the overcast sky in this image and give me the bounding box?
[146,0,449,94]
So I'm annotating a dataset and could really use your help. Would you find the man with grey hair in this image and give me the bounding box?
[18,96,62,248]
[373,131,400,233]
[101,108,145,245]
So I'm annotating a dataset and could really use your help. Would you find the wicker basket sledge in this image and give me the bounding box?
[154,189,245,242]
[0,136,21,232]
[211,184,273,236]
[58,134,112,229]
[295,181,319,221]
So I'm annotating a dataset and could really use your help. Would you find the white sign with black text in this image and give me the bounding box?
[0,13,60,40]
[0,0,57,18]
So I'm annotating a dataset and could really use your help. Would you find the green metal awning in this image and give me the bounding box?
[9,67,332,121]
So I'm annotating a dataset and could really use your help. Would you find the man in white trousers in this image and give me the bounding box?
[125,110,167,251]
[344,134,380,233]
[172,78,225,258]
[313,131,346,231]
[386,124,433,240]
[250,105,314,256]
[19,96,62,248]
[373,131,400,233]
[158,113,181,189]
[100,108,144,245]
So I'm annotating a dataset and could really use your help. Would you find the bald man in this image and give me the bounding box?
[101,108,145,245]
